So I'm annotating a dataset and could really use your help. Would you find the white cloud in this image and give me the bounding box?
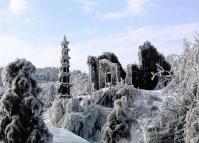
[0,36,59,68]
[127,0,150,14]
[0,23,198,72]
[98,0,151,20]
[75,0,99,13]
[9,0,30,15]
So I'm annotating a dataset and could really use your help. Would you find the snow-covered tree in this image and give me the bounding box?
[35,67,59,83]
[101,96,137,143]
[0,59,53,143]
[185,102,199,143]
[145,36,199,143]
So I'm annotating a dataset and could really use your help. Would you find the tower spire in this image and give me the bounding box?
[63,35,66,41]
[58,35,71,97]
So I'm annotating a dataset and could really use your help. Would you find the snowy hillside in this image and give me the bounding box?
[46,37,199,143]
[47,83,166,143]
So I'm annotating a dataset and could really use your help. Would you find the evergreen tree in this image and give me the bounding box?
[0,59,53,143]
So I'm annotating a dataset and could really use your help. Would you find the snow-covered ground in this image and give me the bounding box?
[45,111,90,143]
[129,89,165,143]
[49,127,89,143]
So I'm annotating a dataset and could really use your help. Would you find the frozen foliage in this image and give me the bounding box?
[101,97,137,143]
[39,82,58,109]
[185,103,199,143]
[0,59,53,143]
[144,36,199,143]
[37,70,91,110]
[48,83,164,143]
[151,64,174,90]
[126,41,171,90]
[35,67,59,83]
[48,97,111,142]
[35,68,91,95]
[70,70,92,96]
[94,85,139,108]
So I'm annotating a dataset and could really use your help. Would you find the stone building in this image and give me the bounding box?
[87,52,126,91]
[98,59,119,89]
[58,36,71,96]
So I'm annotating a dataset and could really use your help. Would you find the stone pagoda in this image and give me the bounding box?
[58,35,71,97]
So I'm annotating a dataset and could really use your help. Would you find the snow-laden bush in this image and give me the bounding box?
[101,96,137,143]
[94,84,139,108]
[39,82,58,109]
[35,67,59,83]
[185,102,199,143]
[0,59,53,143]
[145,36,199,143]
[70,70,92,96]
[48,97,111,142]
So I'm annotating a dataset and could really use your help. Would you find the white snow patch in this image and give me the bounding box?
[49,127,89,143]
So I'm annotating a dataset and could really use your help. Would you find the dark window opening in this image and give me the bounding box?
[106,73,112,83]
[63,67,66,72]
[63,76,67,83]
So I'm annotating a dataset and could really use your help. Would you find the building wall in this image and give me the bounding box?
[98,60,118,89]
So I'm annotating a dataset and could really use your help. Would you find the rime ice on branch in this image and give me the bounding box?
[0,59,53,143]
[58,36,71,97]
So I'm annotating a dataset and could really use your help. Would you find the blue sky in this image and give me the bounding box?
[0,0,199,72]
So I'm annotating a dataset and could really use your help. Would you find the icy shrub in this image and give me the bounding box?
[185,104,199,143]
[0,59,53,143]
[70,70,92,96]
[39,82,58,109]
[101,97,137,143]
[35,67,59,83]
[95,85,138,108]
[48,97,111,142]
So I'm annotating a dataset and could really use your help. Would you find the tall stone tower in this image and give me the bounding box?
[58,35,71,97]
